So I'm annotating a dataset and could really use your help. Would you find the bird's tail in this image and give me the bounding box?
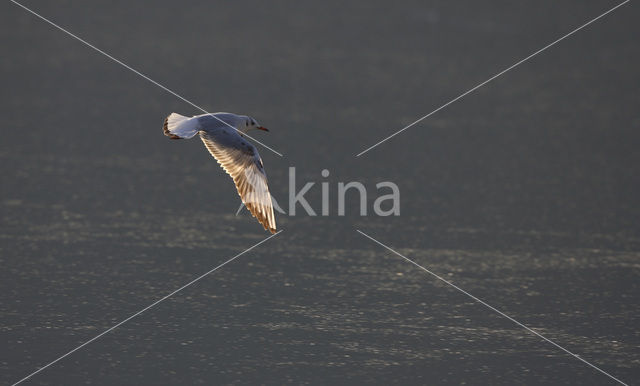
[163,113,199,139]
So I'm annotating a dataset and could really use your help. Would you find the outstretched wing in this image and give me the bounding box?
[199,131,276,233]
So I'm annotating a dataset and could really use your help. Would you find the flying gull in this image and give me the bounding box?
[163,112,276,233]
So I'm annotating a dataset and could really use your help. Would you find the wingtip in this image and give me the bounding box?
[243,201,277,235]
[262,220,277,234]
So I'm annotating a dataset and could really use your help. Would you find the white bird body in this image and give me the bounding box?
[163,112,276,233]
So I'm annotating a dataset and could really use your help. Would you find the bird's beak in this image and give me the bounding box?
[257,126,269,132]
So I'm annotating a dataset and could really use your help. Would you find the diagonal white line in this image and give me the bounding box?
[356,229,629,386]
[10,0,283,158]
[235,202,245,216]
[12,230,283,386]
[356,0,630,157]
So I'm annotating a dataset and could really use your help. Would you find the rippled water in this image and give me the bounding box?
[2,1,639,384]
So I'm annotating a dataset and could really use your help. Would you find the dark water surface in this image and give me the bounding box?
[2,1,639,384]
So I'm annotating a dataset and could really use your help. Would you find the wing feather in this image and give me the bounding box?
[199,131,277,233]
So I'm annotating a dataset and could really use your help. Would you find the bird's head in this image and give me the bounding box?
[240,116,268,134]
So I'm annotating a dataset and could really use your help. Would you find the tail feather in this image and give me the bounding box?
[163,113,199,139]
